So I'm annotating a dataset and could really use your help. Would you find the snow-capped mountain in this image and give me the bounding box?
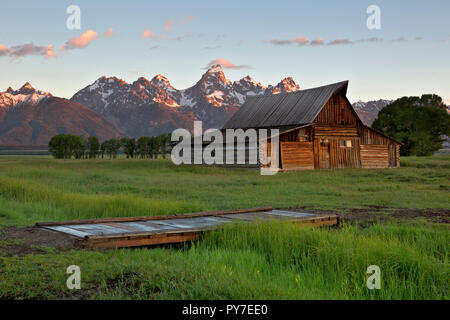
[265,77,301,95]
[71,64,302,136]
[0,82,52,108]
[0,83,123,145]
[352,99,393,126]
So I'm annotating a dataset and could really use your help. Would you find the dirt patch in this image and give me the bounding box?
[292,206,450,224]
[0,226,81,257]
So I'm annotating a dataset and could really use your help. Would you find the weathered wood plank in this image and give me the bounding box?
[36,207,272,227]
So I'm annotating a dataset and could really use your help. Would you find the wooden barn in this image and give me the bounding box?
[217,80,401,170]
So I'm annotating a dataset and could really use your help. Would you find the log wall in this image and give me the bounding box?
[360,145,389,168]
[280,141,314,170]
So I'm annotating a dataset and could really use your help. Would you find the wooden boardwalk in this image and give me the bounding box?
[36,207,339,248]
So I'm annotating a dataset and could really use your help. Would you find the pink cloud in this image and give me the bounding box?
[204,58,253,69]
[310,38,324,46]
[357,37,383,43]
[392,37,406,42]
[164,20,175,31]
[291,35,309,45]
[268,39,292,46]
[142,29,156,39]
[180,16,195,25]
[0,44,10,56]
[164,16,195,32]
[327,38,353,46]
[1,43,56,59]
[60,30,98,50]
[103,28,114,37]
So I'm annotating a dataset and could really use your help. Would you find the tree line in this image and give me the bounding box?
[48,134,171,159]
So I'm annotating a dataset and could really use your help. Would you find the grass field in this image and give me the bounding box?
[0,155,448,299]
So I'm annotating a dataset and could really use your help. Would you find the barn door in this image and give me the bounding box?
[319,140,330,169]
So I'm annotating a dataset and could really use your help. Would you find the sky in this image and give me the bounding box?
[1,0,449,103]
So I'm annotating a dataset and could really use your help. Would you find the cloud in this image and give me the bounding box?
[291,35,309,45]
[164,16,195,32]
[357,37,383,43]
[415,36,422,41]
[264,36,353,47]
[268,39,293,46]
[60,30,98,50]
[443,98,450,105]
[310,38,324,46]
[204,58,253,69]
[327,38,353,46]
[143,29,169,40]
[142,29,156,39]
[180,16,195,25]
[203,45,222,50]
[0,44,10,56]
[0,43,56,59]
[164,20,175,31]
[103,28,114,37]
[392,37,406,42]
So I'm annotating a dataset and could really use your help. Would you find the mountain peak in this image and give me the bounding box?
[96,76,127,85]
[206,64,223,74]
[151,74,172,87]
[152,74,169,81]
[268,77,301,95]
[17,82,36,94]
[6,87,14,93]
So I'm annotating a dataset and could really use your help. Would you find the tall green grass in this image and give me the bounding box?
[0,177,206,223]
[0,155,449,226]
[0,221,447,299]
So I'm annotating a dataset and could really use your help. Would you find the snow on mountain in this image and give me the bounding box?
[71,64,301,135]
[0,82,52,108]
[352,99,393,126]
[265,77,301,95]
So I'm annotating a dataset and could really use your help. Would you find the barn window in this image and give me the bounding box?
[346,140,352,147]
[340,140,346,147]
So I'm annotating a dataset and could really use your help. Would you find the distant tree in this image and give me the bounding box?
[48,134,86,159]
[148,136,158,159]
[100,140,107,159]
[136,136,150,159]
[159,133,170,159]
[87,136,100,158]
[372,94,450,156]
[120,137,136,158]
[48,134,68,159]
[72,136,87,159]
[108,138,121,159]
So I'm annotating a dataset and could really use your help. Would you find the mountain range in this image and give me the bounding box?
[70,64,302,137]
[1,64,403,145]
[0,83,123,145]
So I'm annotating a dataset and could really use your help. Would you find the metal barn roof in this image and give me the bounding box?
[223,80,349,129]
